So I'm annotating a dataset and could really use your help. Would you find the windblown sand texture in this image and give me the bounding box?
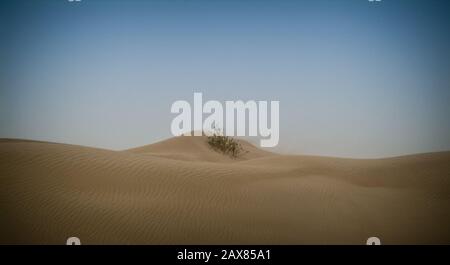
[1,137,449,244]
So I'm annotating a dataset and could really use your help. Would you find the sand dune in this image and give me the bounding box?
[1,136,449,244]
[126,135,273,162]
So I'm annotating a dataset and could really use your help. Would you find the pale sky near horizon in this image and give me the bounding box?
[1,0,450,158]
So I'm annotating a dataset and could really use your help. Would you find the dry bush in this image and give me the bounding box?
[207,129,245,158]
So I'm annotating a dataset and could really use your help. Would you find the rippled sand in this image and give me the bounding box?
[1,137,449,244]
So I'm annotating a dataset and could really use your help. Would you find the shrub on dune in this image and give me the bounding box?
[207,129,246,158]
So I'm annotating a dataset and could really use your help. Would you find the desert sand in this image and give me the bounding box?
[1,136,449,244]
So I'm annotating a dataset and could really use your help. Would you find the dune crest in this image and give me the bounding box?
[1,137,450,244]
[125,135,274,162]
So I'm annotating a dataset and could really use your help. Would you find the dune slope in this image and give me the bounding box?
[1,137,449,244]
[126,135,273,162]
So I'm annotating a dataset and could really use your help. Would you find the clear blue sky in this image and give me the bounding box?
[1,0,449,158]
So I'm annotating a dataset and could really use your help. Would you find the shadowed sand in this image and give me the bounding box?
[1,137,449,244]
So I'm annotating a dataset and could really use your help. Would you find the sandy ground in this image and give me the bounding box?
[1,137,449,244]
